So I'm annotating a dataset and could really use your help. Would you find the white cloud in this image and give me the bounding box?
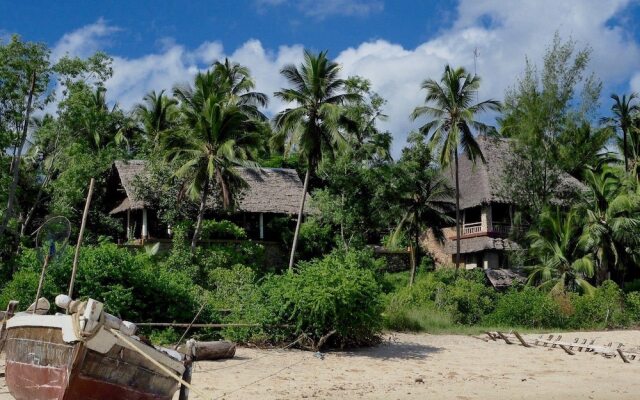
[51,17,120,61]
[52,0,640,156]
[255,0,384,18]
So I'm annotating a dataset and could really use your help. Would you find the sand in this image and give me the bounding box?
[1,330,639,399]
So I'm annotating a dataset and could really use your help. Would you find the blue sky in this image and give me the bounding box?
[2,0,640,155]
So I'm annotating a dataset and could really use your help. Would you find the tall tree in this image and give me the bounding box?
[499,33,601,220]
[0,36,52,237]
[168,69,264,254]
[390,132,454,285]
[411,65,500,270]
[603,94,639,173]
[134,89,178,147]
[274,50,360,271]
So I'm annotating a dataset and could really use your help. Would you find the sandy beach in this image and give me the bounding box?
[1,330,639,400]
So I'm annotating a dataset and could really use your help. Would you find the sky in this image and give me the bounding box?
[2,0,640,156]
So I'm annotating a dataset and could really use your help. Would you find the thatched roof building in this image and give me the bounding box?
[107,160,309,242]
[444,135,584,209]
[109,160,307,216]
[425,135,584,271]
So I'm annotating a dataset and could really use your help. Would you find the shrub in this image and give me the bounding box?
[569,280,627,329]
[297,218,335,260]
[435,278,496,324]
[0,244,205,324]
[624,292,640,325]
[200,220,247,240]
[487,287,564,328]
[259,249,384,347]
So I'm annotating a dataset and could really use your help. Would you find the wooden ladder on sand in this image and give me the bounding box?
[478,331,640,363]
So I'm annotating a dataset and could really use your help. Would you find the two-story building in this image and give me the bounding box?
[424,135,583,270]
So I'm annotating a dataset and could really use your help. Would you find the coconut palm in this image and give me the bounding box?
[211,58,268,119]
[411,65,500,270]
[527,208,595,294]
[390,134,454,285]
[166,70,264,254]
[603,93,639,172]
[273,50,360,271]
[134,90,178,146]
[578,166,640,285]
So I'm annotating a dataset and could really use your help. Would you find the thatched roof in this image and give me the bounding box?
[112,160,149,212]
[110,160,307,215]
[444,236,520,254]
[444,135,584,209]
[485,269,526,290]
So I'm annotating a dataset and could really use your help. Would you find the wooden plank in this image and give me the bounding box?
[617,349,630,364]
[485,332,496,341]
[559,345,575,355]
[496,332,513,345]
[513,331,533,348]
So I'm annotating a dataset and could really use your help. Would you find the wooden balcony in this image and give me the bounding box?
[456,222,520,239]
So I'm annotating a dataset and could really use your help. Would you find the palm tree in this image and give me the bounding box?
[134,89,178,146]
[274,50,360,271]
[411,65,500,270]
[527,208,595,294]
[604,93,639,172]
[578,166,640,285]
[211,58,268,119]
[167,69,264,254]
[390,133,454,285]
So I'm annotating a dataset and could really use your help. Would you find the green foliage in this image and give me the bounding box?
[260,249,384,347]
[0,244,204,323]
[487,287,564,328]
[200,219,247,240]
[435,278,497,324]
[297,218,335,260]
[568,280,627,329]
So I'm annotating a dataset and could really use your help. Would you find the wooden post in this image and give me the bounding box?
[126,209,131,240]
[142,208,148,239]
[68,178,95,299]
[259,213,264,240]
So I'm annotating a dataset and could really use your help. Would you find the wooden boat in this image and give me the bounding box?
[2,296,187,400]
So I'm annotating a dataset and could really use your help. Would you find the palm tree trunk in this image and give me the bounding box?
[409,229,418,286]
[623,127,629,172]
[454,150,461,271]
[0,71,37,238]
[288,168,310,272]
[191,179,210,255]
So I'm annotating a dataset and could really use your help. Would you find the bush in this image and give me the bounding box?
[297,218,335,260]
[624,292,640,325]
[200,220,247,240]
[435,278,496,324]
[568,280,627,329]
[487,287,564,328]
[259,249,384,347]
[0,244,205,324]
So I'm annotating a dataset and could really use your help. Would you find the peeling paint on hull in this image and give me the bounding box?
[5,361,68,400]
[4,325,181,400]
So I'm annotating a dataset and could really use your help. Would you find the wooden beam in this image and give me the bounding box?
[559,345,575,355]
[617,349,630,363]
[496,332,513,345]
[513,331,532,348]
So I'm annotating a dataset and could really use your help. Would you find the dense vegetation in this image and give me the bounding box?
[1,32,640,348]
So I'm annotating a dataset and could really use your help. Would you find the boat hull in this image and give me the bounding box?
[4,324,181,400]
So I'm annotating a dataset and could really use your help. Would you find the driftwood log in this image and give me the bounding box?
[179,340,236,361]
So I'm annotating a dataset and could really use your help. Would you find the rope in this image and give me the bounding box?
[109,328,211,400]
[213,355,309,400]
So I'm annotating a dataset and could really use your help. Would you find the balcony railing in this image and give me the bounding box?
[462,222,482,235]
